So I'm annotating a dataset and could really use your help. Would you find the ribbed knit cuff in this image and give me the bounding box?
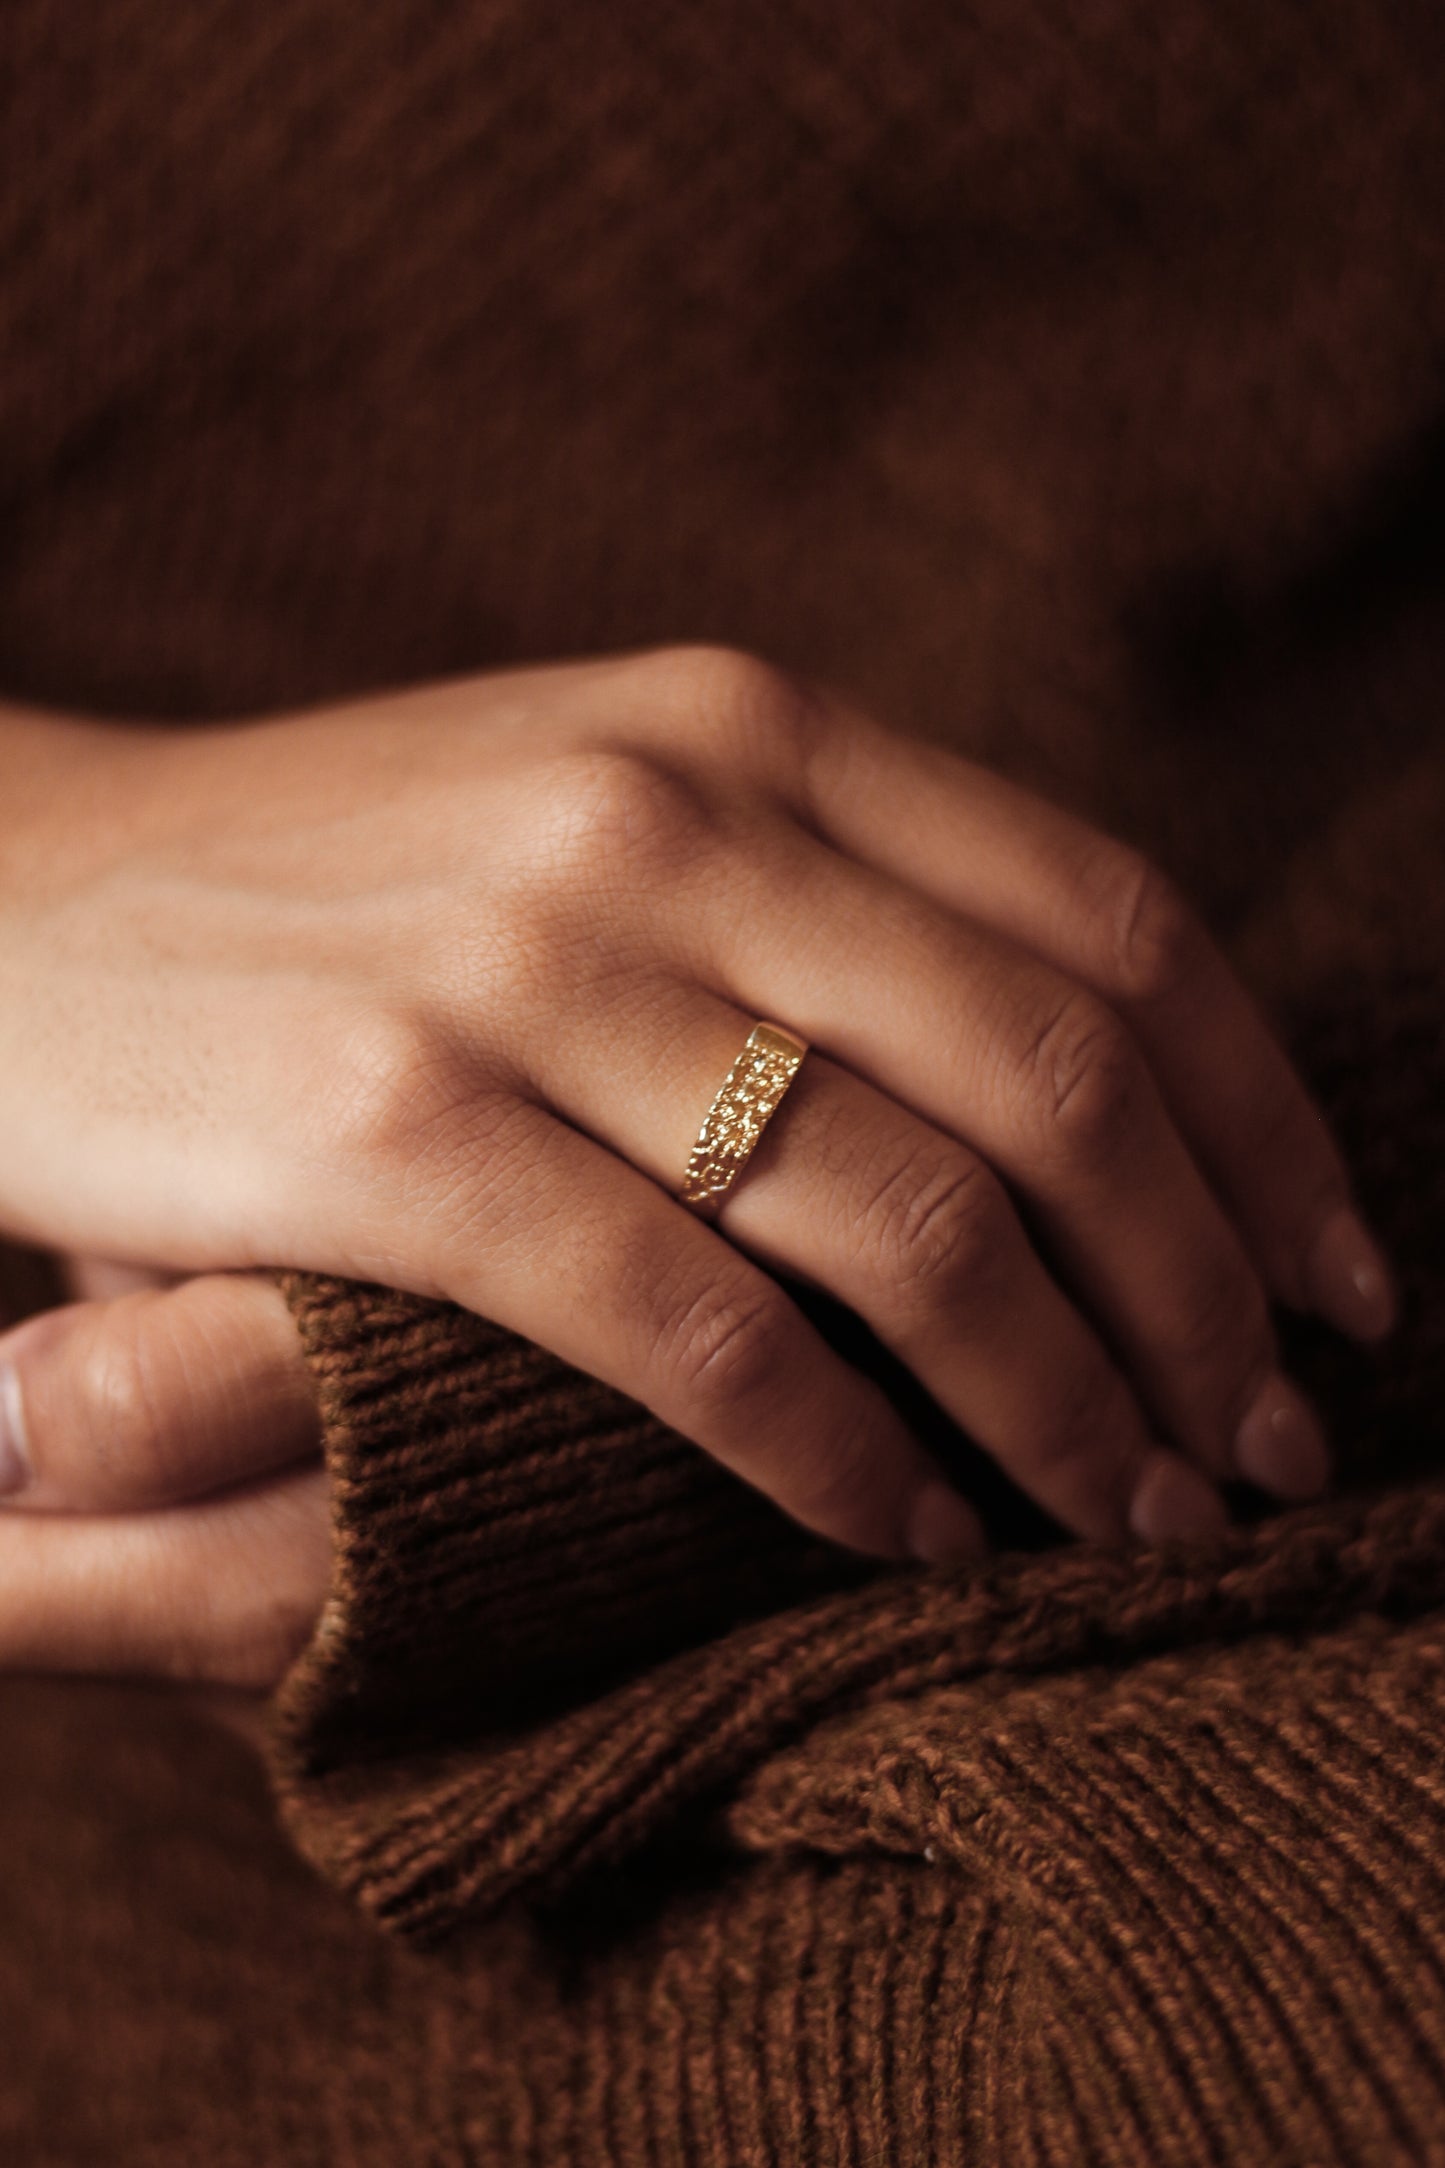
[270,1454,1445,1939]
[268,1282,858,1766]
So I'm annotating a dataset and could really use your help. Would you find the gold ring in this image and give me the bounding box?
[679,1021,809,1215]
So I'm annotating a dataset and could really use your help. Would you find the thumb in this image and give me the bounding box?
[0,1274,328,1688]
[0,1274,319,1513]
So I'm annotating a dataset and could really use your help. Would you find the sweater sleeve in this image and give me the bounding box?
[265,750,1445,1942]
[268,1274,862,1763]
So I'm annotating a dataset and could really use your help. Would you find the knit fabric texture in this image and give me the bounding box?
[0,1,1443,2161]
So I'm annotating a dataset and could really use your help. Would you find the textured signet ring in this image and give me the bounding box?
[679,1021,810,1216]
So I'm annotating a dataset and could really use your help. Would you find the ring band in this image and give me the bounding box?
[679,1021,809,1215]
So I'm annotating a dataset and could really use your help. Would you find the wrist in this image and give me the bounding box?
[0,701,182,899]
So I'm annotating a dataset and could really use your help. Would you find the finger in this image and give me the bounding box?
[770,695,1394,1338]
[521,977,1226,1544]
[363,1093,988,1566]
[674,821,1331,1502]
[188,1688,273,1750]
[0,1275,319,1512]
[63,1254,184,1302]
[613,651,1390,1340]
[0,1463,330,1689]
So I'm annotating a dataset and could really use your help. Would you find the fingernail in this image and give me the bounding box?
[0,1361,30,1495]
[906,1480,988,1567]
[1305,1207,1397,1342]
[1234,1374,1330,1500]
[1129,1455,1231,1545]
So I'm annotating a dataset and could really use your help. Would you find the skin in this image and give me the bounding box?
[0,645,1396,1689]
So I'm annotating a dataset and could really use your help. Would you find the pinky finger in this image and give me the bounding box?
[0,1464,331,1689]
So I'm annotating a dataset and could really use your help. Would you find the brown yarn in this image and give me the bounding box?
[0,0,1443,2159]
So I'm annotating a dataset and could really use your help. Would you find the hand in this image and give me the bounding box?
[0,649,1395,1633]
[0,1263,325,1686]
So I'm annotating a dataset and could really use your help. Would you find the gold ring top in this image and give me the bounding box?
[679,1020,809,1215]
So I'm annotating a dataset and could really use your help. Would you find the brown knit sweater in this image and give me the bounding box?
[1,3,1444,2162]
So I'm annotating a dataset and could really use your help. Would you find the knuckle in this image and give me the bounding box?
[316,1006,476,1172]
[543,746,710,877]
[664,1275,795,1418]
[861,1143,1010,1311]
[1090,848,1203,1008]
[70,1305,177,1494]
[1023,992,1144,1163]
[656,642,823,768]
[667,641,798,721]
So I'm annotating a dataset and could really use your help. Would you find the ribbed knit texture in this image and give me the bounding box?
[1,2,1443,2161]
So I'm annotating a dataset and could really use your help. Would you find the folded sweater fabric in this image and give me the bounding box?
[1,1,1443,2160]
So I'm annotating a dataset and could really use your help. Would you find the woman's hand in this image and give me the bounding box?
[0,646,1397,1672]
[0,1266,325,1686]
